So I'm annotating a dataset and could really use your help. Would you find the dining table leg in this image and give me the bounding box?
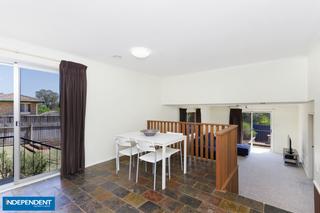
[162,145,166,190]
[184,136,187,174]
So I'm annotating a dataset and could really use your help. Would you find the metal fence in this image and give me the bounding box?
[0,136,61,184]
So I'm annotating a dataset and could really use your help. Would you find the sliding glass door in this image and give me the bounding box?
[242,112,272,147]
[0,64,15,185]
[0,63,60,187]
[19,67,61,180]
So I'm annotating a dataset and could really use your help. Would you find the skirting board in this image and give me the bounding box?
[315,181,320,213]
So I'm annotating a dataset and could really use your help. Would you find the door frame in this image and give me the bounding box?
[308,114,314,179]
[13,63,20,182]
[0,61,60,191]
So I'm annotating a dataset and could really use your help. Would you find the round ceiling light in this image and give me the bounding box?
[130,47,151,59]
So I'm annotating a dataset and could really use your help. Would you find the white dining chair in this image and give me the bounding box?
[165,132,183,170]
[115,136,139,180]
[135,139,172,190]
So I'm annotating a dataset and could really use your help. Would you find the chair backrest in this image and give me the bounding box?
[115,136,135,147]
[136,139,156,152]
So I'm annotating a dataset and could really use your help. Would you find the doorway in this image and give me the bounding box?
[242,112,272,147]
[0,63,60,188]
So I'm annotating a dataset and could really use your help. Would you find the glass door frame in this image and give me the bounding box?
[0,62,60,191]
[242,110,273,149]
[13,63,20,182]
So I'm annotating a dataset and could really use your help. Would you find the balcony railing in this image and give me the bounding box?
[0,136,61,185]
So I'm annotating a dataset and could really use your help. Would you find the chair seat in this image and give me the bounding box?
[119,146,139,156]
[139,150,171,163]
[159,147,180,156]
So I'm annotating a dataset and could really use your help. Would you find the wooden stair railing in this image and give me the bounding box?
[147,120,238,194]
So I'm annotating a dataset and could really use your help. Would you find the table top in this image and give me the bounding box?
[116,131,185,146]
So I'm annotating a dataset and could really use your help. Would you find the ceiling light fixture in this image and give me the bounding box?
[130,47,151,59]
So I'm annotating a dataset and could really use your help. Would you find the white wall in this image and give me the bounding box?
[307,40,320,188]
[0,37,177,167]
[201,106,230,124]
[161,57,308,105]
[267,105,299,154]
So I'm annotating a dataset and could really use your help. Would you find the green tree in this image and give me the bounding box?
[38,104,51,114]
[0,150,13,179]
[35,89,59,110]
[20,152,48,177]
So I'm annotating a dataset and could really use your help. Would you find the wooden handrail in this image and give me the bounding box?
[147,120,230,128]
[216,125,237,135]
[146,120,239,194]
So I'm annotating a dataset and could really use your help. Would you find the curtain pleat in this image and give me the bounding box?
[60,60,87,176]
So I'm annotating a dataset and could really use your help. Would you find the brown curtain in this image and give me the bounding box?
[229,108,242,144]
[196,108,201,123]
[179,108,187,122]
[60,60,87,177]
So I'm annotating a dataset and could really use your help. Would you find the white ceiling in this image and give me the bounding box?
[0,0,320,75]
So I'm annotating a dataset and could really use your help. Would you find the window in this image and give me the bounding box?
[20,103,31,113]
[187,112,196,122]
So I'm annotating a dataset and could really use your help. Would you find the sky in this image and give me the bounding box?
[0,64,59,97]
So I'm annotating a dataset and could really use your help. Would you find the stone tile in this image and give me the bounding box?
[139,201,163,213]
[178,205,200,213]
[102,196,126,211]
[112,186,130,198]
[219,199,239,212]
[70,191,92,205]
[198,202,227,213]
[264,204,291,213]
[123,192,147,207]
[116,204,140,213]
[130,184,148,194]
[167,180,181,189]
[214,191,238,202]
[206,195,222,206]
[1,157,290,213]
[236,195,264,212]
[86,176,108,185]
[61,185,83,197]
[79,199,104,213]
[162,188,181,200]
[179,194,202,209]
[250,209,262,213]
[238,205,251,213]
[91,188,113,202]
[89,186,108,196]
[56,203,84,213]
[55,194,72,209]
[80,183,97,193]
[100,181,119,191]
[179,185,200,197]
[193,182,213,193]
[143,190,165,202]
[159,197,184,212]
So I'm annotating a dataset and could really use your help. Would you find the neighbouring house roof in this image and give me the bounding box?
[0,93,43,103]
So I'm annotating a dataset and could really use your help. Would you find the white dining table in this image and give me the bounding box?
[115,131,187,190]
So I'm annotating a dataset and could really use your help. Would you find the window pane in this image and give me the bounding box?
[0,64,14,185]
[20,68,60,179]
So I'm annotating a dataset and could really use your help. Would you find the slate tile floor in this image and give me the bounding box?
[1,156,290,212]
